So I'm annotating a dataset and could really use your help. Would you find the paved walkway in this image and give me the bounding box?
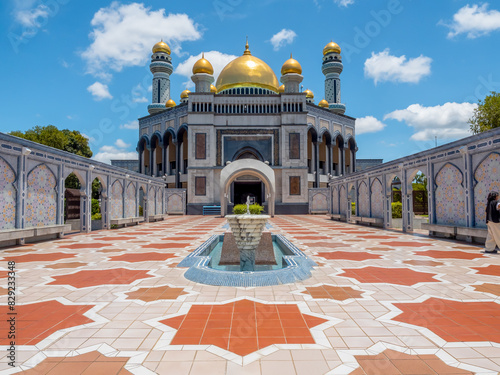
[1,215,499,374]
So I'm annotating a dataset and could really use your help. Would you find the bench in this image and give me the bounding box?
[422,223,488,243]
[0,224,72,247]
[148,214,165,222]
[351,216,384,227]
[203,206,221,216]
[110,217,142,228]
[330,213,346,221]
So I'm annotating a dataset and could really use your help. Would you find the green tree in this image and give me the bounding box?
[469,91,500,134]
[10,125,93,189]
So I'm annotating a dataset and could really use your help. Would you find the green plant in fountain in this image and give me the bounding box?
[233,204,264,215]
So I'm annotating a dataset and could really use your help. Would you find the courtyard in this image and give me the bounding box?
[1,215,499,374]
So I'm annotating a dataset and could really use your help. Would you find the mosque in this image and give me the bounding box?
[137,40,357,215]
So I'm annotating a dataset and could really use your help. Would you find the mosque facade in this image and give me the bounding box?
[137,40,357,215]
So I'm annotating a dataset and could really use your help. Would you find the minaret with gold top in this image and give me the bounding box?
[322,41,346,115]
[280,54,303,93]
[148,40,173,115]
[191,53,215,93]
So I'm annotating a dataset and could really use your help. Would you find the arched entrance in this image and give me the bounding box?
[220,160,275,217]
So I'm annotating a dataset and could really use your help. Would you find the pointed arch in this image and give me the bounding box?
[473,152,500,227]
[125,181,137,217]
[370,177,384,219]
[357,180,369,217]
[0,156,17,229]
[434,162,465,226]
[110,180,123,219]
[26,164,57,227]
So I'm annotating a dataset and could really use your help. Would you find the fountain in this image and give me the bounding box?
[178,198,316,287]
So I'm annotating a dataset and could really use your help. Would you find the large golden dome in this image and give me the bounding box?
[165,99,176,108]
[318,99,329,108]
[153,40,171,55]
[192,53,214,75]
[323,41,341,55]
[304,89,314,99]
[215,42,279,93]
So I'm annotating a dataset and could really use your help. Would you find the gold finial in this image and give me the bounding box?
[244,37,251,55]
[202,52,205,58]
[290,53,293,58]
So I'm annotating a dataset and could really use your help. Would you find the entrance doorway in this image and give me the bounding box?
[233,181,264,205]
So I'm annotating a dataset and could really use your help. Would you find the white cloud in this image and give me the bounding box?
[355,116,386,135]
[14,4,49,28]
[87,82,112,100]
[115,139,130,148]
[81,2,202,78]
[334,0,354,7]
[270,29,297,51]
[442,3,500,39]
[120,120,139,130]
[364,49,432,84]
[133,96,148,103]
[175,51,238,88]
[92,141,138,164]
[384,102,478,141]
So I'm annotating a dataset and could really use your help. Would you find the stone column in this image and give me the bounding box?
[461,147,474,231]
[314,141,320,187]
[175,141,180,188]
[427,161,435,225]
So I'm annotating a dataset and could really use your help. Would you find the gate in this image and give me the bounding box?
[412,190,428,215]
[65,188,80,220]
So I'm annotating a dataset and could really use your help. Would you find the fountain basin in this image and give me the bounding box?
[177,234,317,287]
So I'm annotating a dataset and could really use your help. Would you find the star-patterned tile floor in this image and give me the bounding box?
[1,215,500,374]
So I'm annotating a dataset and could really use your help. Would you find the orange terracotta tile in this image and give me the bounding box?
[3,252,76,262]
[417,250,483,260]
[339,267,438,286]
[48,268,153,288]
[317,251,382,261]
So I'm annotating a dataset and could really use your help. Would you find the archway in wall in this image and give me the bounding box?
[332,135,344,176]
[139,186,145,218]
[64,172,84,232]
[410,170,429,230]
[163,131,176,188]
[220,159,275,217]
[177,126,188,188]
[91,177,103,231]
[150,133,163,177]
[138,137,150,175]
[389,175,402,230]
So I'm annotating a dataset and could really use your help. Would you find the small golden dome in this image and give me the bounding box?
[180,90,191,99]
[153,40,171,55]
[210,84,217,93]
[304,89,314,99]
[318,99,329,108]
[281,54,302,75]
[192,53,214,75]
[278,84,285,93]
[165,99,176,108]
[323,41,341,55]
[215,41,279,93]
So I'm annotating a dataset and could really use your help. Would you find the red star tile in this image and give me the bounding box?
[303,242,349,249]
[21,351,132,374]
[48,268,153,288]
[473,265,500,276]
[292,236,331,240]
[92,236,136,241]
[317,252,382,261]
[161,300,327,356]
[358,235,397,239]
[109,252,177,263]
[338,267,438,286]
[142,243,191,249]
[379,241,430,247]
[165,237,198,241]
[0,300,94,345]
[3,253,76,263]
[417,250,483,260]
[393,298,500,343]
[125,285,188,302]
[302,285,364,301]
[59,243,111,249]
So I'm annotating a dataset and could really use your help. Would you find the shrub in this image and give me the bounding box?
[392,202,402,218]
[91,199,100,215]
[233,204,247,215]
[351,202,356,215]
[91,213,102,221]
[233,203,264,215]
[139,205,143,216]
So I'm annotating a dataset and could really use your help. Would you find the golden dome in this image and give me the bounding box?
[165,99,176,108]
[278,84,285,93]
[304,89,314,99]
[180,90,191,99]
[192,53,214,75]
[281,54,302,75]
[210,84,217,93]
[152,40,171,55]
[215,41,280,93]
[323,41,341,55]
[318,99,329,108]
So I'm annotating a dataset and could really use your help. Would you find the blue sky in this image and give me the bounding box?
[1,0,499,164]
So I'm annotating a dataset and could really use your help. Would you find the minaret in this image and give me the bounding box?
[321,41,346,115]
[148,41,173,115]
[280,54,303,93]
[191,53,214,93]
